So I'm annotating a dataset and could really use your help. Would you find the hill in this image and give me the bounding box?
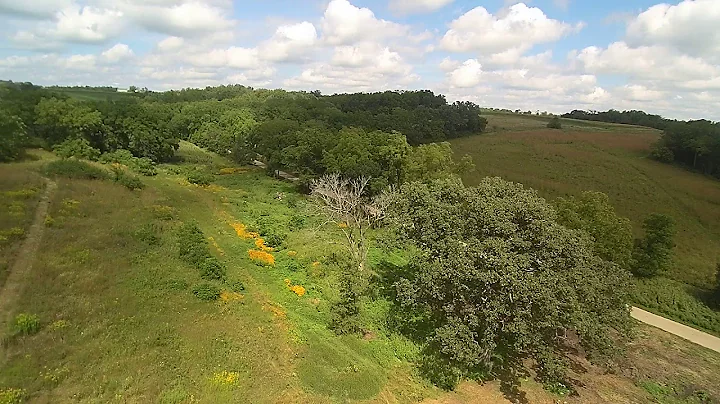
[2,145,719,403]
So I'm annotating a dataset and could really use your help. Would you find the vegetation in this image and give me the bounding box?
[547,116,562,129]
[631,213,676,278]
[388,177,632,389]
[43,159,108,180]
[52,138,100,161]
[10,313,41,336]
[0,110,27,162]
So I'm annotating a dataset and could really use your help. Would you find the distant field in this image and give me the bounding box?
[453,114,720,288]
[55,88,135,102]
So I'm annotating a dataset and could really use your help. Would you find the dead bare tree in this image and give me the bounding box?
[310,174,390,273]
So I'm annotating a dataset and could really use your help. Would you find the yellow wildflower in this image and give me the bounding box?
[220,290,244,302]
[254,238,274,252]
[248,249,275,266]
[287,251,297,257]
[231,222,259,239]
[338,222,348,228]
[210,371,240,387]
[285,279,307,297]
[312,261,321,268]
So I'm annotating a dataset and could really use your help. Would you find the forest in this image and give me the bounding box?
[563,109,720,178]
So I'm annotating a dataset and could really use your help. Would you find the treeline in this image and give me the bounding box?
[0,82,486,183]
[564,109,720,179]
[562,109,673,130]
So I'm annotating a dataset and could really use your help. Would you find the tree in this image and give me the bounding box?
[0,111,27,162]
[402,142,474,183]
[389,177,632,389]
[547,116,562,129]
[555,191,633,269]
[310,174,390,334]
[34,97,103,147]
[631,213,676,277]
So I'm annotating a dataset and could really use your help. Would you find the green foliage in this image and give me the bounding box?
[190,108,257,157]
[288,214,307,231]
[192,283,221,301]
[650,144,675,163]
[402,142,474,183]
[330,262,363,335]
[0,388,26,404]
[176,222,210,266]
[111,167,144,190]
[0,110,27,162]
[186,170,213,186]
[228,280,245,293]
[547,116,562,129]
[53,138,101,160]
[43,159,109,180]
[555,191,633,268]
[198,257,227,282]
[100,149,157,176]
[633,277,720,336]
[715,263,720,304]
[35,97,103,147]
[133,223,160,246]
[389,177,632,388]
[11,313,41,336]
[632,213,676,277]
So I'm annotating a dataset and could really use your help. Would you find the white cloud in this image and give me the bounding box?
[259,21,317,63]
[626,0,720,61]
[185,47,261,69]
[157,36,185,52]
[0,0,73,18]
[128,1,234,37]
[321,0,408,45]
[616,84,665,102]
[448,59,483,88]
[440,3,583,55]
[53,5,125,43]
[101,44,134,63]
[389,0,454,14]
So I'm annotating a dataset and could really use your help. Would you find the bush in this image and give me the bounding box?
[176,222,210,266]
[187,170,213,186]
[228,280,245,293]
[43,159,109,180]
[133,223,160,246]
[0,111,27,163]
[650,143,674,163]
[100,150,157,176]
[192,283,221,301]
[547,116,562,129]
[53,138,101,160]
[199,257,227,281]
[112,167,145,190]
[11,313,41,336]
[288,215,307,231]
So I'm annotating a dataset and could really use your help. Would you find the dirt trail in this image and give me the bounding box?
[631,306,720,354]
[0,177,56,331]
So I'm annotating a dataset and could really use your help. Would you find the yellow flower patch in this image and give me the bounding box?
[254,238,274,252]
[284,279,306,297]
[220,290,244,302]
[312,261,321,268]
[210,371,240,387]
[338,222,348,228]
[231,222,259,239]
[248,249,275,266]
[287,250,297,257]
[205,184,227,193]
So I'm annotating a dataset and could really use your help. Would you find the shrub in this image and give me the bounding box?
[44,159,109,180]
[650,143,674,163]
[192,283,221,301]
[133,223,160,246]
[228,280,245,293]
[176,222,210,266]
[100,149,157,176]
[111,167,145,190]
[187,170,213,186]
[0,111,27,163]
[199,257,227,281]
[11,313,41,336]
[330,262,363,335]
[547,116,562,129]
[53,138,101,160]
[288,215,307,231]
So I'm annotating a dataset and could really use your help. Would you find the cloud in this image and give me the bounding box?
[0,0,73,18]
[259,21,317,63]
[448,59,483,88]
[128,1,234,37]
[626,0,720,61]
[388,0,454,15]
[440,3,583,55]
[553,0,570,11]
[101,44,134,63]
[321,0,408,45]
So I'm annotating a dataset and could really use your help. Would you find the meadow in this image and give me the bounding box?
[452,112,720,334]
[1,143,719,403]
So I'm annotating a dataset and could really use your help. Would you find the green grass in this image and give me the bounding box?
[55,88,136,102]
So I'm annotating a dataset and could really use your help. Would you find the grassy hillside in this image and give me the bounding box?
[54,88,135,102]
[453,113,720,287]
[1,145,719,403]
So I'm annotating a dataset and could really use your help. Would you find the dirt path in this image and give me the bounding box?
[0,177,56,332]
[631,306,720,354]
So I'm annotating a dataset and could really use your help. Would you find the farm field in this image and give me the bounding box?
[1,144,718,403]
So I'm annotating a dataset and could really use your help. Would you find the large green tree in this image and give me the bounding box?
[555,191,633,269]
[389,178,632,389]
[0,110,27,162]
[631,213,676,277]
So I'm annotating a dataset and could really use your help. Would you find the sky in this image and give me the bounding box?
[0,0,719,120]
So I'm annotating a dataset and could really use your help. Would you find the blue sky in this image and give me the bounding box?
[0,0,718,120]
